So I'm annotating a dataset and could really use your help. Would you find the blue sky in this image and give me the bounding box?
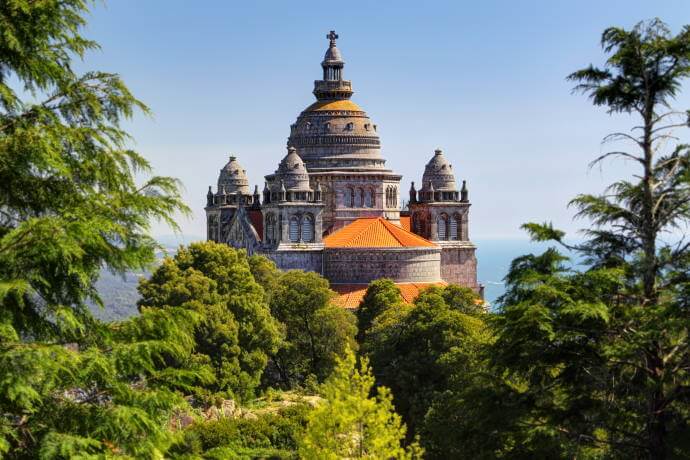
[79,0,690,240]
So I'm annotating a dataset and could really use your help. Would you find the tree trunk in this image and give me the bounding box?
[641,90,665,459]
[641,107,657,305]
[648,386,667,460]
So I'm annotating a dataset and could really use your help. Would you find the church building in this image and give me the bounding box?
[205,31,479,307]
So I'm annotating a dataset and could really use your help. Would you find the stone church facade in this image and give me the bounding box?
[205,31,479,305]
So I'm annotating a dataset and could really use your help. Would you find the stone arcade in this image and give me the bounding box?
[205,31,479,306]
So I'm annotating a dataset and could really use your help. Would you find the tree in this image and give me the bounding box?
[492,19,690,459]
[356,279,404,343]
[267,270,357,387]
[363,285,489,442]
[438,284,485,315]
[0,1,199,455]
[138,242,283,400]
[298,349,422,459]
[248,254,280,303]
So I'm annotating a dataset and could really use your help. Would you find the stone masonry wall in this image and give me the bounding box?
[324,248,441,284]
[264,249,323,274]
[440,245,478,291]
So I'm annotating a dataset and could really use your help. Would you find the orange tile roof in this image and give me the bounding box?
[323,217,436,248]
[331,282,447,309]
[399,216,411,232]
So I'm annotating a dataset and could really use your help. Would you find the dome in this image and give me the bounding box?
[421,149,458,191]
[218,155,250,194]
[303,99,363,112]
[323,44,343,63]
[273,147,312,192]
[287,30,386,172]
[288,102,384,171]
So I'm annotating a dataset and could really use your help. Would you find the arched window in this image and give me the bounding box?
[208,215,218,241]
[437,213,448,240]
[386,186,397,208]
[301,214,314,242]
[450,213,460,240]
[265,213,276,244]
[354,188,363,207]
[413,213,422,235]
[345,188,354,207]
[289,216,300,242]
[364,189,373,207]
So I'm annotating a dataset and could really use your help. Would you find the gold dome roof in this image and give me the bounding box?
[303,99,363,112]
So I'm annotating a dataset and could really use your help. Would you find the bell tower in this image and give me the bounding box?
[409,149,478,291]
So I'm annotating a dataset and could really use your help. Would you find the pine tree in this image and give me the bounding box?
[299,349,422,460]
[489,19,690,459]
[0,1,200,457]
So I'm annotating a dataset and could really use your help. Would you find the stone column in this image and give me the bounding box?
[280,209,289,243]
[429,209,438,242]
[315,209,323,242]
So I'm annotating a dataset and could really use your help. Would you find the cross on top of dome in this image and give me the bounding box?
[327,30,338,46]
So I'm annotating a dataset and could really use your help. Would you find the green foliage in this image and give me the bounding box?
[0,0,197,457]
[521,222,566,243]
[1,306,207,459]
[172,402,311,459]
[248,254,281,303]
[421,284,484,315]
[356,278,404,342]
[465,19,690,459]
[299,349,421,459]
[267,270,357,387]
[138,242,283,400]
[362,284,490,449]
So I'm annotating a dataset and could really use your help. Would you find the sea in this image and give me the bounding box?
[475,239,562,307]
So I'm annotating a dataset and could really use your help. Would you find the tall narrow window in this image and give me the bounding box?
[289,216,300,242]
[265,214,275,244]
[413,213,422,235]
[345,188,354,207]
[301,214,314,242]
[437,214,448,240]
[386,187,396,208]
[450,214,459,240]
[364,189,373,207]
[354,188,363,207]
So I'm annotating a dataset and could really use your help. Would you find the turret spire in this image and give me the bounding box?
[314,30,353,100]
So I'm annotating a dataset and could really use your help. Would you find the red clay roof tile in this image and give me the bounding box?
[323,217,436,248]
[331,281,446,309]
